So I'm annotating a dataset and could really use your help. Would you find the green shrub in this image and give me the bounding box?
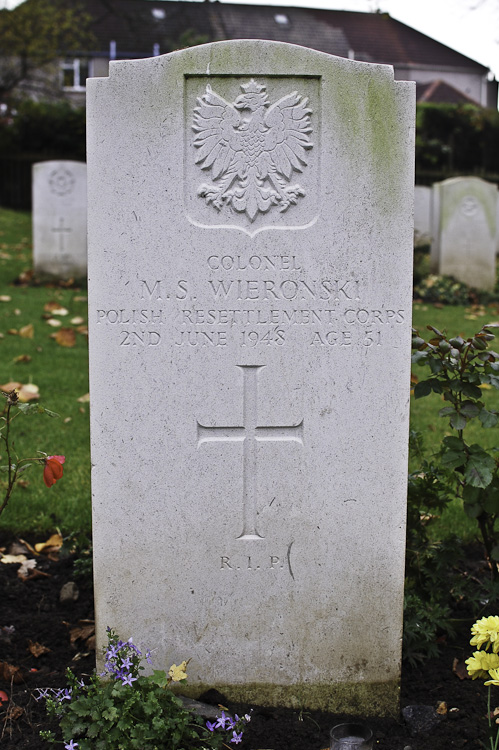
[416,103,499,178]
[0,100,85,159]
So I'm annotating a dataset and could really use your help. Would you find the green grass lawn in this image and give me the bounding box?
[0,208,91,535]
[1,207,498,543]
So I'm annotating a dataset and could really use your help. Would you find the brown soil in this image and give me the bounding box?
[0,533,490,749]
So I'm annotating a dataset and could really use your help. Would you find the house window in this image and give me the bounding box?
[61,58,90,90]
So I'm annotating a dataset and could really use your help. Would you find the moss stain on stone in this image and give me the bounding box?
[365,75,408,217]
[178,678,400,717]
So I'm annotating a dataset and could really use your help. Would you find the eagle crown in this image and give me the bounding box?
[233,92,269,112]
[233,79,269,112]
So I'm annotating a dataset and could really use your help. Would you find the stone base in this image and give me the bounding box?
[178,679,400,717]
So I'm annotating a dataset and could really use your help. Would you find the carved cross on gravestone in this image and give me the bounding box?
[197,365,304,540]
[51,217,72,254]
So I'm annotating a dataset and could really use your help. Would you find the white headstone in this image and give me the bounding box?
[430,176,498,290]
[414,185,431,244]
[87,41,415,715]
[32,160,87,279]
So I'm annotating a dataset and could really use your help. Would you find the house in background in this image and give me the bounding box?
[58,0,497,108]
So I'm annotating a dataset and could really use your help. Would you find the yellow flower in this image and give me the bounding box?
[168,661,188,682]
[470,616,499,652]
[466,650,499,679]
[485,668,499,686]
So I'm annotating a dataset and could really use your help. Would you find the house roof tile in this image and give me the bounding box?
[63,0,489,74]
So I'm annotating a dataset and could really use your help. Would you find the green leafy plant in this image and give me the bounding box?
[0,387,63,517]
[37,628,251,750]
[403,592,455,667]
[403,431,462,663]
[414,274,477,305]
[412,324,499,578]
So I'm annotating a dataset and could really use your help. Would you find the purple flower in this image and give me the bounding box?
[121,673,137,687]
[145,649,152,664]
[206,720,217,732]
[230,731,243,744]
[215,711,228,729]
[106,645,119,659]
[64,741,78,750]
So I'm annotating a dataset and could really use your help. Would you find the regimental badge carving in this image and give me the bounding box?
[460,195,479,217]
[192,79,313,222]
[48,167,75,197]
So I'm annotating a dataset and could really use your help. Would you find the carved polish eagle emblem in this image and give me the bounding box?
[192,79,313,222]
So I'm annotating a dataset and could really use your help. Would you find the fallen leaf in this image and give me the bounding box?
[7,541,29,555]
[0,381,21,392]
[0,553,27,564]
[7,328,18,335]
[13,354,32,363]
[436,701,448,715]
[44,301,63,313]
[72,652,90,661]
[27,640,51,658]
[76,325,88,336]
[18,538,38,556]
[35,532,63,553]
[73,296,87,302]
[70,316,84,325]
[17,269,33,285]
[7,705,23,720]
[54,327,76,347]
[0,662,22,683]
[77,393,90,403]
[17,558,37,580]
[69,621,95,645]
[86,634,96,651]
[14,309,21,316]
[19,324,34,339]
[0,381,39,401]
[0,689,8,702]
[17,384,39,402]
[51,307,69,316]
[63,417,72,423]
[0,295,11,302]
[452,657,469,680]
[46,318,62,327]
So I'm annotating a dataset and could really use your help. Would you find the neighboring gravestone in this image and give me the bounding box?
[431,176,498,290]
[32,160,87,279]
[87,41,415,715]
[414,185,431,244]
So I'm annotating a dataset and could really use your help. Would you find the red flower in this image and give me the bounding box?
[43,455,65,488]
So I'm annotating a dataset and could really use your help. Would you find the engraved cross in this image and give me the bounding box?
[197,365,303,540]
[51,217,72,253]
